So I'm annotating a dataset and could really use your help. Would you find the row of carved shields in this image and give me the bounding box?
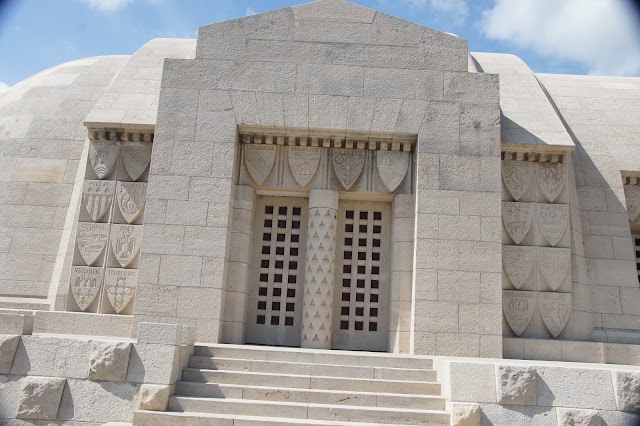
[76,223,142,267]
[88,141,152,181]
[244,144,410,192]
[503,290,571,338]
[502,160,566,203]
[502,202,569,246]
[503,245,571,291]
[70,266,137,313]
[82,181,147,223]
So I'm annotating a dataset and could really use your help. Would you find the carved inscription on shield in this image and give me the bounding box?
[537,247,571,291]
[76,222,109,266]
[70,266,104,311]
[82,180,116,222]
[540,292,571,338]
[89,140,119,179]
[333,149,365,190]
[538,162,566,203]
[503,245,535,290]
[377,151,409,192]
[122,142,152,181]
[244,144,277,185]
[624,185,640,223]
[116,181,147,224]
[503,290,535,336]
[537,204,569,247]
[110,224,143,268]
[502,160,533,201]
[502,202,534,245]
[105,268,137,314]
[288,146,321,187]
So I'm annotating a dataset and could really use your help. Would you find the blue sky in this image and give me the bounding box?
[0,0,639,91]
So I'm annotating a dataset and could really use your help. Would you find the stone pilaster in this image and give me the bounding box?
[301,189,338,349]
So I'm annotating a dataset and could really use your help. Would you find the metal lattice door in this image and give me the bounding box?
[246,196,308,347]
[332,200,391,351]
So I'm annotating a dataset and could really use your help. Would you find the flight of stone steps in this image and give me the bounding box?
[134,344,450,425]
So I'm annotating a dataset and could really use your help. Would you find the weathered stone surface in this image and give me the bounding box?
[16,377,66,420]
[0,335,19,374]
[496,365,537,405]
[556,408,601,426]
[88,341,132,382]
[613,371,640,412]
[137,384,173,411]
[451,402,481,426]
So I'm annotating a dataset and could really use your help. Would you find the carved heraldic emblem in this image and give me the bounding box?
[106,269,137,314]
[540,292,571,338]
[244,144,277,185]
[538,162,566,203]
[110,224,143,268]
[502,161,532,201]
[76,222,109,266]
[537,204,569,247]
[537,247,570,291]
[122,142,152,181]
[288,146,321,187]
[503,290,535,336]
[503,245,535,290]
[376,151,409,192]
[333,149,365,190]
[502,202,534,245]
[70,266,104,311]
[624,185,640,223]
[89,141,118,179]
[116,181,147,224]
[82,180,116,222]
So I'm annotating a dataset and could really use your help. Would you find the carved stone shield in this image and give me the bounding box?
[110,224,143,268]
[502,202,534,245]
[624,185,640,223]
[502,160,533,201]
[333,149,365,190]
[539,292,571,338]
[82,180,116,222]
[503,245,535,290]
[288,146,321,187]
[537,162,566,203]
[70,266,104,311]
[105,268,137,314]
[537,204,569,247]
[116,181,147,224]
[244,144,277,185]
[76,222,109,266]
[503,290,535,336]
[122,142,152,181]
[377,151,409,192]
[89,140,119,179]
[537,247,571,291]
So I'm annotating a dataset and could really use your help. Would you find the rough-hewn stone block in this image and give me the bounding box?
[88,342,132,382]
[16,377,66,420]
[496,365,537,406]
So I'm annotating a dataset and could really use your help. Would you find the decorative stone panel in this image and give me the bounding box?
[16,377,66,420]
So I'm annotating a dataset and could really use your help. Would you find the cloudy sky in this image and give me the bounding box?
[0,0,639,92]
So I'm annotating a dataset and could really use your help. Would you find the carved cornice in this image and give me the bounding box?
[622,171,640,186]
[501,150,568,164]
[87,128,154,143]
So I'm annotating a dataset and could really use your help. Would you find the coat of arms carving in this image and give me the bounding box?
[105,268,137,314]
[288,146,321,187]
[502,160,532,201]
[82,180,116,222]
[76,222,109,266]
[503,290,535,336]
[539,292,571,338]
[624,185,640,223]
[89,141,119,179]
[537,162,566,203]
[244,144,277,185]
[70,266,104,311]
[376,151,409,192]
[110,224,143,268]
[537,204,569,247]
[501,202,534,245]
[116,181,147,224]
[122,142,152,181]
[333,148,365,190]
[537,247,571,291]
[502,245,535,290]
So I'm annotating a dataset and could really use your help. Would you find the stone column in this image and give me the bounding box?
[301,189,338,349]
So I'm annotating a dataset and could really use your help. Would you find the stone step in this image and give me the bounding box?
[176,382,447,410]
[189,356,438,382]
[194,344,433,369]
[182,369,441,395]
[168,397,450,425]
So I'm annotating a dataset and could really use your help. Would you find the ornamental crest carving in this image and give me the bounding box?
[110,224,143,268]
[540,292,571,338]
[89,141,119,179]
[105,268,137,314]
[537,247,571,291]
[333,149,365,190]
[82,180,116,222]
[503,290,535,336]
[537,204,569,247]
[537,162,566,203]
[288,146,321,187]
[503,245,535,289]
[376,151,409,192]
[502,160,532,201]
[122,142,152,181]
[70,266,104,311]
[624,185,640,223]
[502,202,534,245]
[76,222,109,266]
[244,144,277,185]
[116,181,147,224]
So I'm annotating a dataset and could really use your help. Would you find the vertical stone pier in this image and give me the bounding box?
[301,189,338,349]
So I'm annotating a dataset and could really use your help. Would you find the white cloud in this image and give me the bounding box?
[245,7,257,16]
[0,82,9,93]
[481,0,640,76]
[81,0,134,12]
